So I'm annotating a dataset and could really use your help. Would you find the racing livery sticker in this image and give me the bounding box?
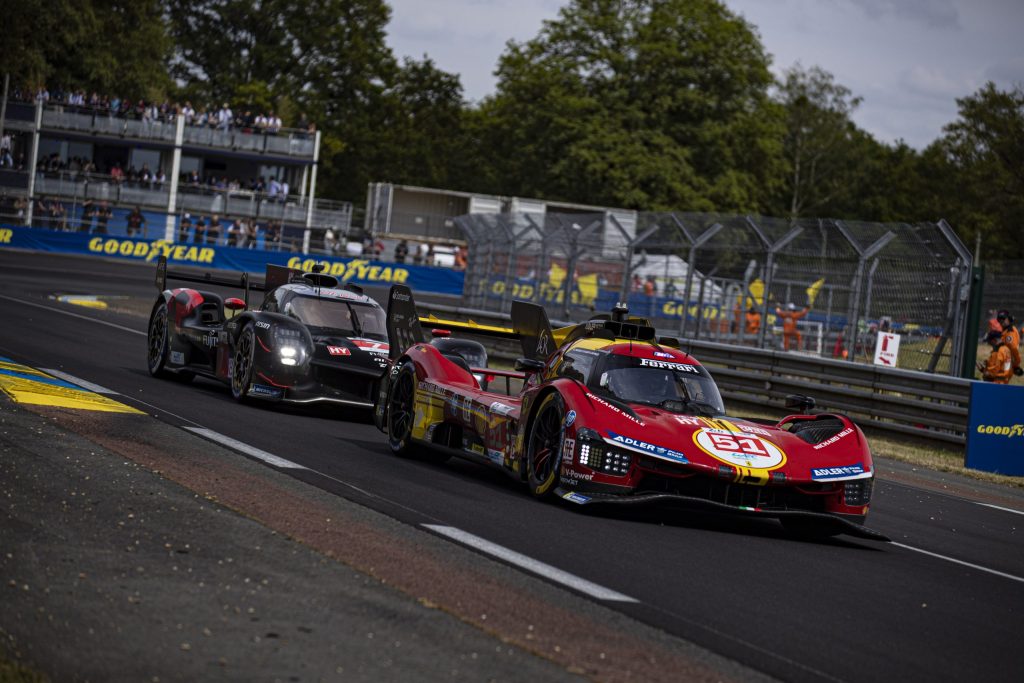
[353,339,389,354]
[607,431,687,463]
[811,463,866,480]
[562,437,575,463]
[692,427,787,470]
[564,410,577,427]
[249,383,283,398]
[639,358,699,373]
[812,427,854,450]
[171,351,185,364]
[561,491,591,504]
[653,351,675,359]
[327,346,351,356]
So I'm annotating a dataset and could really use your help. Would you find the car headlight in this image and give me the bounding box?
[273,328,310,366]
[575,428,631,476]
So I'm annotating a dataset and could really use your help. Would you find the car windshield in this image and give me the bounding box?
[592,354,725,416]
[283,296,386,338]
[442,342,486,368]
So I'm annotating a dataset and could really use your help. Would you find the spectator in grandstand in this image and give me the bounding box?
[126,206,147,237]
[110,163,124,184]
[266,221,282,249]
[178,213,193,243]
[745,306,761,336]
[246,220,259,248]
[266,112,282,135]
[267,176,281,200]
[79,199,95,233]
[181,101,195,125]
[426,244,436,267]
[775,302,809,351]
[154,168,166,189]
[217,103,233,131]
[631,274,643,292]
[48,199,66,230]
[279,179,289,202]
[996,310,1022,376]
[193,215,206,243]
[207,214,222,245]
[643,276,656,297]
[978,330,1013,383]
[95,202,111,234]
[394,239,409,264]
[227,218,242,247]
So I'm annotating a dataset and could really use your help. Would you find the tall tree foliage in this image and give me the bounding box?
[474,0,784,211]
[936,82,1024,260]
[2,0,171,99]
[164,0,470,200]
[775,64,864,220]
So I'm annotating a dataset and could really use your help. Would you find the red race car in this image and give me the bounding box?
[375,285,886,540]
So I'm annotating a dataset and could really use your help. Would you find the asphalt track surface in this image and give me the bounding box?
[2,250,1022,682]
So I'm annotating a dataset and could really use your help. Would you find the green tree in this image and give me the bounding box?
[473,0,784,211]
[936,82,1024,260]
[775,64,864,220]
[1,0,171,99]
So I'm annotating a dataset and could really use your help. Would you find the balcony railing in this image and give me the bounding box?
[36,105,315,158]
[25,170,349,231]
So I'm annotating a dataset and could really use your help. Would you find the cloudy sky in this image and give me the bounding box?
[384,0,1024,149]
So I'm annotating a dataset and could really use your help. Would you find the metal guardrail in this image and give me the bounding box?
[415,301,970,447]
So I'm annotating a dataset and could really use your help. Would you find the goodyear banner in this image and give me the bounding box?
[965,381,1024,476]
[0,225,464,296]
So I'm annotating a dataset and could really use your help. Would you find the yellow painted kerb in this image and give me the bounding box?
[0,359,142,413]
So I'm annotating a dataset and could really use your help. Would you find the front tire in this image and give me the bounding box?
[526,393,565,497]
[387,362,417,456]
[231,324,256,402]
[147,303,170,377]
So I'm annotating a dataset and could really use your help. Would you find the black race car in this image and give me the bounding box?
[146,257,389,407]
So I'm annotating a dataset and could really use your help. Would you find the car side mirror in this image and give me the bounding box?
[514,358,545,374]
[224,297,247,311]
[785,394,816,414]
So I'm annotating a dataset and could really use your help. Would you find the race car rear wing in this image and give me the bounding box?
[155,255,260,308]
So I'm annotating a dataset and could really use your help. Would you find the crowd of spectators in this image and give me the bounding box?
[13,85,316,138]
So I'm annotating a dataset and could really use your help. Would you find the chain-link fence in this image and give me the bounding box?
[454,212,973,375]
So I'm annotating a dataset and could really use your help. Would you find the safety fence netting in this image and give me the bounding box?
[454,212,973,375]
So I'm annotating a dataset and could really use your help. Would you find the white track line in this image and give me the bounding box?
[40,369,117,394]
[976,503,1024,516]
[0,295,145,336]
[423,524,638,603]
[184,427,307,470]
[891,542,1024,584]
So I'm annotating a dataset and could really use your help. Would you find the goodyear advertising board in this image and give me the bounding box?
[965,381,1024,476]
[0,226,464,296]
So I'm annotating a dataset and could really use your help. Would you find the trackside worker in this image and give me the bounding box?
[745,307,761,335]
[996,310,1022,376]
[979,330,1013,383]
[775,302,808,351]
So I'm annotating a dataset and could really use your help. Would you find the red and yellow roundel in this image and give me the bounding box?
[691,419,787,471]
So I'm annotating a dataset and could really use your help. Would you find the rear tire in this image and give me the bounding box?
[147,303,170,378]
[526,393,565,498]
[387,362,417,456]
[231,324,256,402]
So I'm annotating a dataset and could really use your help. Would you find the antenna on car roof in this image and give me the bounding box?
[611,302,629,323]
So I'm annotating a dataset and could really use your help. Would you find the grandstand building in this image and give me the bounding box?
[0,95,350,252]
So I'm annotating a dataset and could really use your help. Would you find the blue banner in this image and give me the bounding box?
[0,225,465,296]
[965,381,1024,476]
